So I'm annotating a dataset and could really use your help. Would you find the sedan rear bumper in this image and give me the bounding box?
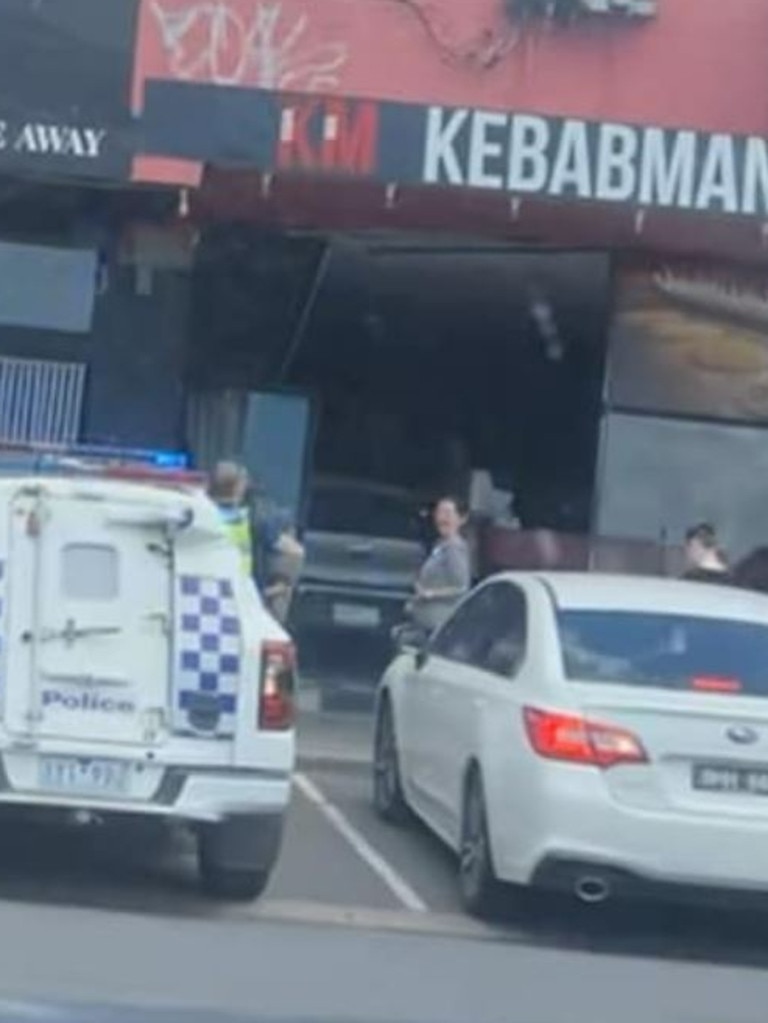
[493,766,768,896]
[531,854,768,910]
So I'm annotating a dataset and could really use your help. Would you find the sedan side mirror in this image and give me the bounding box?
[414,647,429,670]
[397,637,429,669]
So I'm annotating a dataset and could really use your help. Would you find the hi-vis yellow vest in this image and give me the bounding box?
[219,505,254,577]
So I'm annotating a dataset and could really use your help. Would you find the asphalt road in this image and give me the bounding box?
[0,759,767,1022]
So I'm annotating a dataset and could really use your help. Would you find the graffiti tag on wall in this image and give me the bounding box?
[150,0,349,89]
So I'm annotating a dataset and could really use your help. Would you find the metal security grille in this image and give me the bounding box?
[0,356,86,445]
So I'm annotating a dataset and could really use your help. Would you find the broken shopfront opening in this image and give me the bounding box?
[187,231,611,537]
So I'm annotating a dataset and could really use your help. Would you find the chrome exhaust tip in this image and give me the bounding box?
[71,808,103,827]
[574,875,611,905]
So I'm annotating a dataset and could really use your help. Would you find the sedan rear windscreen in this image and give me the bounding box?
[558,610,768,696]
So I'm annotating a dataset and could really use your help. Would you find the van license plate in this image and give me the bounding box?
[38,756,130,797]
[692,763,768,796]
[332,603,380,629]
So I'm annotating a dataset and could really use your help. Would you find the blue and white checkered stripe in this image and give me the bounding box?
[173,575,242,736]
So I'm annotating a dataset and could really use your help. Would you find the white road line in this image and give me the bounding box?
[294,771,428,914]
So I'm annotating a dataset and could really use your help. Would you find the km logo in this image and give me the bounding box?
[276,96,379,176]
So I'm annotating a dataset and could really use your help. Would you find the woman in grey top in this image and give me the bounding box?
[409,496,471,634]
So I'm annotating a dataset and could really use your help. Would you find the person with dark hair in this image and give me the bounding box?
[409,495,471,633]
[682,522,731,584]
[393,495,471,652]
[733,546,768,594]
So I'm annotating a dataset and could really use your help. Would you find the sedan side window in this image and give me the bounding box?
[429,589,493,665]
[480,584,527,678]
[429,582,527,678]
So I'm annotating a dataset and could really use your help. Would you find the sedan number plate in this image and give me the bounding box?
[692,763,768,796]
[38,756,130,797]
[332,603,381,629]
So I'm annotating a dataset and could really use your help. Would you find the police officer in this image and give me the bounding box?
[208,461,304,624]
[208,461,255,577]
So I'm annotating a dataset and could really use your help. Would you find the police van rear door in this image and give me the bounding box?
[4,483,175,747]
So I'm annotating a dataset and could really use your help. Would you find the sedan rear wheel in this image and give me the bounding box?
[373,698,410,824]
[459,769,502,918]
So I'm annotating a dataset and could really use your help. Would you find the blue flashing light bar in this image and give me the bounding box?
[64,444,190,469]
[0,442,191,476]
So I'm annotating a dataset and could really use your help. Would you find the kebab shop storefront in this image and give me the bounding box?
[137,85,768,571]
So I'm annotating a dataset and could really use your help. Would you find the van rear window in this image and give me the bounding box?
[557,610,768,696]
[309,487,420,540]
[62,544,119,601]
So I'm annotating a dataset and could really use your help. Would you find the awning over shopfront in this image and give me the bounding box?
[138,83,768,221]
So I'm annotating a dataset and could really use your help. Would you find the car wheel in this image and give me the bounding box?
[373,697,410,824]
[459,768,502,918]
[199,862,271,901]
[197,821,274,902]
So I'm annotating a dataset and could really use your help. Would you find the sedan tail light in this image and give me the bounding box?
[691,675,742,693]
[523,707,647,769]
[259,640,296,731]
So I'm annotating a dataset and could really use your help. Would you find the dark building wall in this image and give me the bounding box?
[85,267,189,447]
[0,264,190,449]
[189,228,326,388]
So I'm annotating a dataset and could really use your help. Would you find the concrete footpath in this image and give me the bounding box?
[296,688,373,771]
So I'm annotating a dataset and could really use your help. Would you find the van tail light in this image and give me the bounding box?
[259,640,296,731]
[523,707,647,769]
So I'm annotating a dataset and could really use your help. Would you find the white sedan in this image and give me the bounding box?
[373,572,768,917]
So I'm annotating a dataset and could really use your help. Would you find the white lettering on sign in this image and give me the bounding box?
[549,120,591,198]
[467,111,506,190]
[507,115,549,192]
[695,134,738,213]
[423,106,467,186]
[12,123,106,160]
[596,123,638,202]
[420,105,768,217]
[743,137,768,215]
[638,128,696,208]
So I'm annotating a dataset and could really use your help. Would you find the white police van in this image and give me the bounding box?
[0,445,295,900]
